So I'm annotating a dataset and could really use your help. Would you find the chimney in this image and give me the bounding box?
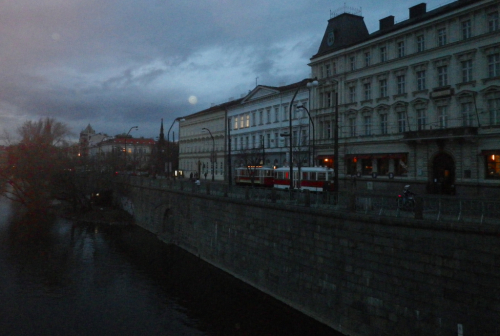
[379,16,395,30]
[409,3,426,19]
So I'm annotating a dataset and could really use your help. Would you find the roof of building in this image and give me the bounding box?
[311,0,483,60]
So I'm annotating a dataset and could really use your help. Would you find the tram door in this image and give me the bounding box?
[431,153,455,195]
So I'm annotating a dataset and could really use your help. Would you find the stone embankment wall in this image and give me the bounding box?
[119,183,500,336]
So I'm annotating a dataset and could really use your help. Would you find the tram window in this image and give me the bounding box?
[318,172,326,181]
[310,172,316,180]
[302,172,308,180]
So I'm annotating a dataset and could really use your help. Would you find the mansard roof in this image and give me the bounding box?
[311,0,483,60]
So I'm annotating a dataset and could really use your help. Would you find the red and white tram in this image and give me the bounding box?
[273,167,335,192]
[235,166,275,187]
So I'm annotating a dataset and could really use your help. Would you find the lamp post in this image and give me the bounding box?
[167,118,185,178]
[297,105,315,167]
[288,78,318,190]
[202,127,215,182]
[124,126,138,171]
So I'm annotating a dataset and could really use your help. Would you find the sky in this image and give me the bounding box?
[0,0,446,143]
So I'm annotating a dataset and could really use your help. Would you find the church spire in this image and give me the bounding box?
[159,118,165,141]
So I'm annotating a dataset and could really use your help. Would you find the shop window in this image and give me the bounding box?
[395,156,408,176]
[346,157,357,175]
[361,159,372,175]
[486,154,500,179]
[377,158,389,175]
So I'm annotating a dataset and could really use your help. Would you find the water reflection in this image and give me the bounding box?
[0,198,340,336]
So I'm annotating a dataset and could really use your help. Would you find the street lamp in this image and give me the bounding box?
[202,127,215,182]
[297,105,315,167]
[124,126,138,171]
[167,117,185,177]
[288,78,318,190]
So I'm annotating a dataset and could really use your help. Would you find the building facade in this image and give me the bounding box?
[228,81,318,171]
[179,101,236,181]
[309,0,500,195]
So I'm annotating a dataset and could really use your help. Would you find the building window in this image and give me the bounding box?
[240,115,244,128]
[364,83,371,100]
[300,130,307,146]
[349,86,356,103]
[365,52,371,67]
[325,64,331,77]
[364,116,372,135]
[438,66,448,87]
[416,70,426,90]
[349,117,356,137]
[266,109,271,124]
[240,137,243,150]
[292,131,298,146]
[252,112,256,126]
[259,111,263,124]
[326,92,332,107]
[397,75,406,95]
[380,114,388,135]
[489,97,500,125]
[361,159,372,175]
[246,136,249,149]
[461,102,474,126]
[486,153,500,179]
[346,157,357,175]
[397,41,405,58]
[380,47,387,62]
[461,60,473,82]
[438,106,448,128]
[274,107,279,122]
[397,112,406,133]
[488,11,499,32]
[274,133,279,148]
[378,158,389,175]
[417,108,426,130]
[267,133,271,148]
[438,28,447,46]
[488,53,500,78]
[325,121,331,139]
[417,34,425,52]
[461,20,471,39]
[283,107,288,121]
[379,79,387,97]
[234,117,238,130]
[246,114,250,127]
[350,56,356,71]
[395,156,408,176]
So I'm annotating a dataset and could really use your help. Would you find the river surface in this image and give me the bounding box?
[0,199,341,336]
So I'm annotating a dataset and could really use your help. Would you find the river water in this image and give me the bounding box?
[0,199,340,336]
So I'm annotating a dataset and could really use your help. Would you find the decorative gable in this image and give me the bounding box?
[242,86,280,103]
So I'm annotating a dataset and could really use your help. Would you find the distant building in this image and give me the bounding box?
[309,0,500,195]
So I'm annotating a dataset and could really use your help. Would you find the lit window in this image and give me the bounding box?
[486,154,500,179]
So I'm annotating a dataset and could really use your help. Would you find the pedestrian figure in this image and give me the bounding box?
[204,172,208,180]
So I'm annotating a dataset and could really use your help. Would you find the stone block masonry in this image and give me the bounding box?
[120,183,500,336]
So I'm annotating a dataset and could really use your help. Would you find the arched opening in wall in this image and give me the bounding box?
[429,152,456,195]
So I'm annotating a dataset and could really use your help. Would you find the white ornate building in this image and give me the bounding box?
[228,81,315,170]
[309,0,500,195]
